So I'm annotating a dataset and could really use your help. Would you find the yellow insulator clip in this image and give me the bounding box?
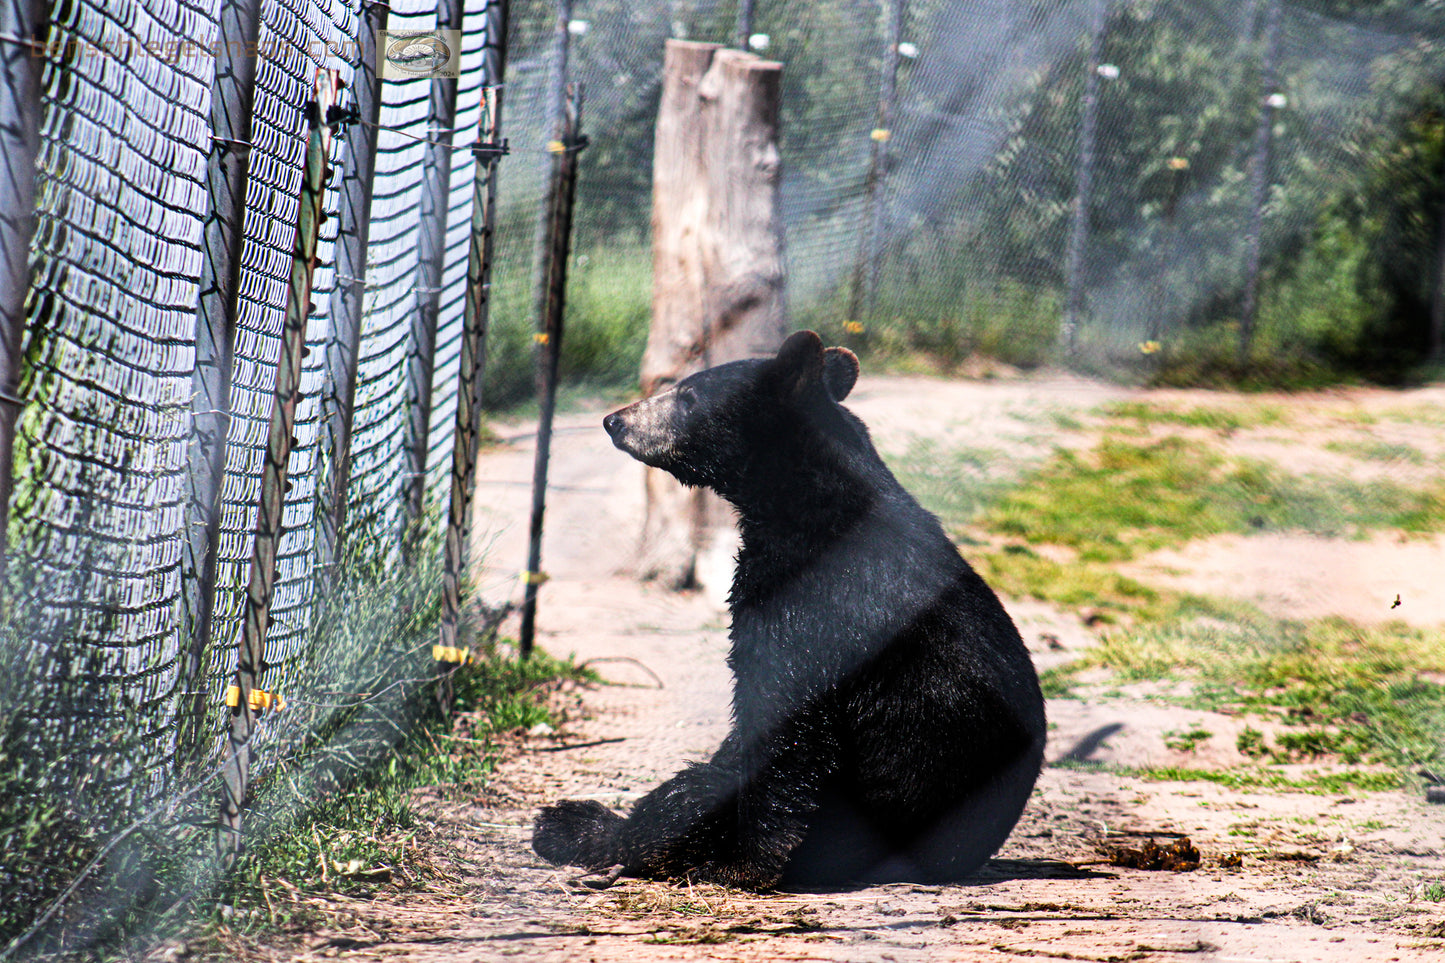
[546,139,566,153]
[519,569,550,586]
[225,685,284,713]
[870,128,891,142]
[533,332,550,345]
[432,645,474,664]
[843,321,865,335]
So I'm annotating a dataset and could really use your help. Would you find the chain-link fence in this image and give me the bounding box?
[4,0,1445,955]
[0,0,515,951]
[486,0,1445,390]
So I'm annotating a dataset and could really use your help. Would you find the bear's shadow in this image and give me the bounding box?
[777,858,1114,894]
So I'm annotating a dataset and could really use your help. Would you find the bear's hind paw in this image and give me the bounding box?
[532,799,625,870]
[689,859,784,892]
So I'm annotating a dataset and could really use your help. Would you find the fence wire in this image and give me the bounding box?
[0,0,490,949]
[5,0,1445,954]
[0,0,216,943]
[199,0,349,779]
[482,0,1445,389]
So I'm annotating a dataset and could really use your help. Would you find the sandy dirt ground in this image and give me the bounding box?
[268,374,1445,963]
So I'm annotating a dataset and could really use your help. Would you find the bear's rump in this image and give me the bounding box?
[780,737,1042,887]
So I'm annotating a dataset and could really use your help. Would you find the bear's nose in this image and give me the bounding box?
[603,412,623,438]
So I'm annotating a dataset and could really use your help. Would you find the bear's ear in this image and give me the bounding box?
[774,330,826,396]
[823,346,859,401]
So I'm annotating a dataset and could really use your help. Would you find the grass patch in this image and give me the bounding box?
[1038,665,1082,700]
[1324,438,1428,465]
[1040,599,1445,778]
[1071,616,1445,772]
[1134,765,1403,793]
[1236,726,1269,759]
[902,406,1445,786]
[452,647,594,734]
[906,405,1444,624]
[1048,411,1086,431]
[1164,727,1214,753]
[978,545,1170,623]
[1105,401,1287,433]
[1380,404,1445,427]
[484,243,651,410]
[890,438,1014,529]
[220,647,595,932]
[983,435,1445,562]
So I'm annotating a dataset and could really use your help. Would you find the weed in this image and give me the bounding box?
[452,648,594,735]
[1164,727,1213,753]
[1237,727,1268,759]
[1272,729,1355,762]
[1422,882,1445,903]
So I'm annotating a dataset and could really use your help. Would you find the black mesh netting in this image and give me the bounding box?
[5,0,1445,953]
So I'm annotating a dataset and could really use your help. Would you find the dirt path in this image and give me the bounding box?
[284,375,1445,963]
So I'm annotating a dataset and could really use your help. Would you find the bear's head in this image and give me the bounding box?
[603,330,863,497]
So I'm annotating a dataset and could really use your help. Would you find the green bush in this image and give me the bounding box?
[485,243,651,410]
[804,279,1062,372]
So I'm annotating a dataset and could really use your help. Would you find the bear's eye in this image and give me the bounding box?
[675,386,696,415]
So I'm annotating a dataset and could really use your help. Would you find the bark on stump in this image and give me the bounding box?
[637,40,786,590]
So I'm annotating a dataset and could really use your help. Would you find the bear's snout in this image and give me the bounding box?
[603,398,675,466]
[603,405,645,457]
[603,410,624,440]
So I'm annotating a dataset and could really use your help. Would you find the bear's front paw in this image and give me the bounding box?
[533,799,626,870]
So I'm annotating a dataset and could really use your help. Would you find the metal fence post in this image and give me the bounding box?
[1059,0,1108,359]
[179,0,265,762]
[0,0,48,581]
[527,0,572,369]
[1238,0,1282,364]
[217,69,339,866]
[518,83,585,660]
[847,0,906,328]
[437,0,509,693]
[734,0,755,49]
[316,0,389,575]
[400,0,466,551]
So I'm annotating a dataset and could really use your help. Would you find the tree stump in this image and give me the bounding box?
[637,40,786,590]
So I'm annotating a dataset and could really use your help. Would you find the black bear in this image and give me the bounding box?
[532,330,1046,888]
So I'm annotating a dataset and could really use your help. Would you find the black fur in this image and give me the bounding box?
[533,330,1046,889]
